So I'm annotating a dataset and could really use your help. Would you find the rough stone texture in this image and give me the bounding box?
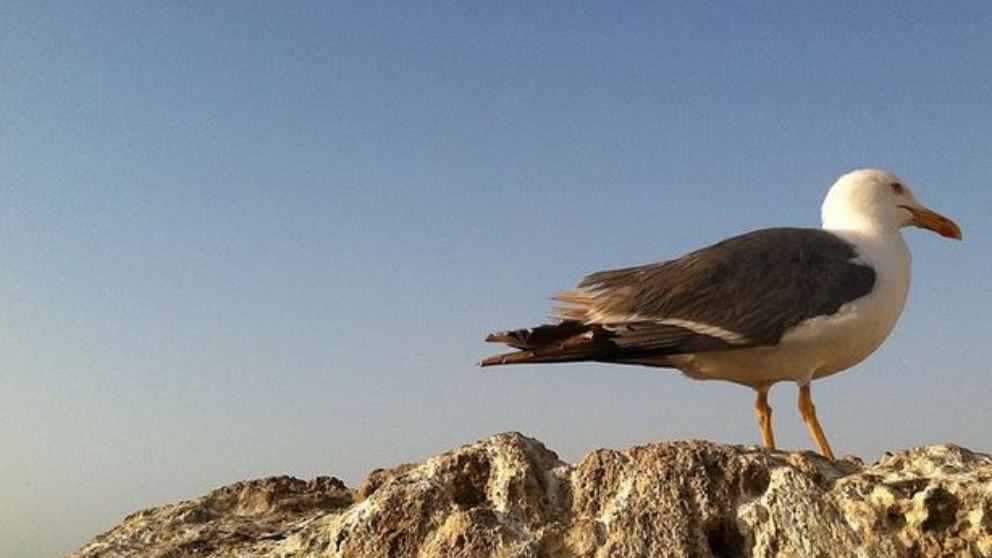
[71,476,353,557]
[70,433,992,558]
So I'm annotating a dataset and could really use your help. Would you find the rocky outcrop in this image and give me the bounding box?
[70,433,992,557]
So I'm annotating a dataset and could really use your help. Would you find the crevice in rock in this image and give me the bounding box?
[921,487,959,532]
[705,516,747,558]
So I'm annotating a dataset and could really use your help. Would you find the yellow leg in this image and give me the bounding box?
[798,384,835,460]
[754,388,776,449]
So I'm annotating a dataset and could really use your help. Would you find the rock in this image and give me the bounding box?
[71,476,352,557]
[69,433,992,558]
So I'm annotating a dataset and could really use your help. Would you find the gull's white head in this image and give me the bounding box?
[821,169,962,240]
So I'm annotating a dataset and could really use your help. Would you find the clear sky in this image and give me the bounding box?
[2,3,990,556]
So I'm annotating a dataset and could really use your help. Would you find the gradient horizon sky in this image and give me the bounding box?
[3,3,991,556]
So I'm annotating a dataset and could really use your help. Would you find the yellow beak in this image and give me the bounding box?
[903,205,963,240]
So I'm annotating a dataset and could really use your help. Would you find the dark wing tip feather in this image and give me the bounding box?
[480,321,620,367]
[484,321,589,349]
[478,350,536,367]
[484,329,530,349]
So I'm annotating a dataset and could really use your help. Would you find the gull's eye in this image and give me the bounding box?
[890,182,905,195]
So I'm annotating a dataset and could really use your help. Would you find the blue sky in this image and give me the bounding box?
[2,3,990,556]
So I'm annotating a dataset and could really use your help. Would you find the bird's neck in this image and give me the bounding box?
[824,223,910,260]
[826,223,912,303]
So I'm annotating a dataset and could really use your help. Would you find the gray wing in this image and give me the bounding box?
[555,228,876,349]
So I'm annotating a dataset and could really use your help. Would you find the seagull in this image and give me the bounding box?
[480,169,961,459]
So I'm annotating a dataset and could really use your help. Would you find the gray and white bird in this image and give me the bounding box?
[480,169,962,459]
